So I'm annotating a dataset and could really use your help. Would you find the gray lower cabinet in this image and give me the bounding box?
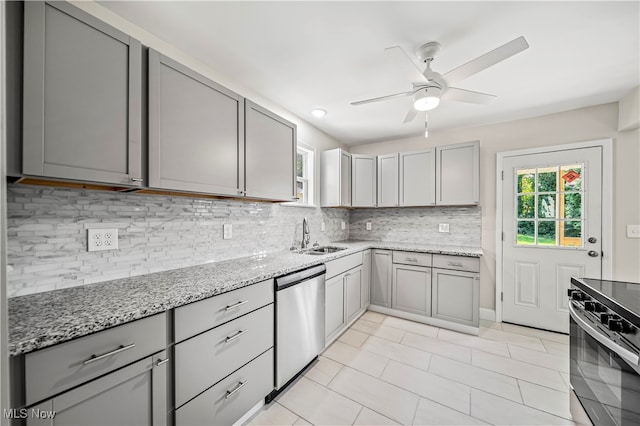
[361,250,371,309]
[27,351,168,426]
[345,267,363,323]
[176,349,274,426]
[245,100,296,201]
[432,268,480,327]
[392,264,432,316]
[22,1,143,186]
[370,250,392,307]
[325,274,345,342]
[148,49,244,196]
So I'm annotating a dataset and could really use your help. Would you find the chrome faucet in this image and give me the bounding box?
[301,217,311,249]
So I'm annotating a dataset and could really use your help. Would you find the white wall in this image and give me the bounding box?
[351,102,640,310]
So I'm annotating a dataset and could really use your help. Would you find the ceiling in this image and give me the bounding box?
[98,1,639,146]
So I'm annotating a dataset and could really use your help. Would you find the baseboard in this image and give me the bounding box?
[480,308,496,321]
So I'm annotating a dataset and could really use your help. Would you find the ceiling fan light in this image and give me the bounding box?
[413,87,441,111]
[311,108,327,118]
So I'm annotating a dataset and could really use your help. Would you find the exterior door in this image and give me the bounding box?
[502,146,602,333]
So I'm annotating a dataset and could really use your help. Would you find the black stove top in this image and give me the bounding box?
[571,277,640,328]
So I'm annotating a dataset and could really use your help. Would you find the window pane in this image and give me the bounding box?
[537,167,557,192]
[517,221,535,245]
[296,153,304,178]
[561,165,582,191]
[296,180,304,202]
[517,169,535,193]
[538,194,557,218]
[563,193,582,219]
[538,221,557,246]
[517,195,535,218]
[563,220,582,237]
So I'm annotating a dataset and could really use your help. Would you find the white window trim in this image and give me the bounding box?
[283,142,316,208]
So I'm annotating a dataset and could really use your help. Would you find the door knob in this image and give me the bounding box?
[588,237,597,244]
[588,250,599,257]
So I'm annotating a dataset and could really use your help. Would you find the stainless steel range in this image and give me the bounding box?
[569,277,640,426]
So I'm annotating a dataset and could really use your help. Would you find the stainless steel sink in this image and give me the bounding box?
[296,246,348,255]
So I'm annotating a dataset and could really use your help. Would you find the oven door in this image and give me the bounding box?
[569,303,640,426]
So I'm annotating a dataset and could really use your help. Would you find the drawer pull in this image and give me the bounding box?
[447,261,464,268]
[225,380,248,399]
[225,329,249,343]
[83,343,136,365]
[225,300,249,311]
[156,358,169,367]
[406,257,418,262]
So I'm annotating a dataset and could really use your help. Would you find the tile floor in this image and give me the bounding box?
[247,312,586,426]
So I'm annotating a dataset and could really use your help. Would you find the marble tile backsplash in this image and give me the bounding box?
[349,206,481,246]
[6,184,348,297]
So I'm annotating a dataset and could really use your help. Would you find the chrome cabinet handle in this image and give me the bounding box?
[225,380,248,399]
[156,358,169,367]
[569,302,639,366]
[225,300,248,311]
[406,257,418,262]
[225,329,249,343]
[448,261,464,268]
[83,343,136,365]
[129,177,143,182]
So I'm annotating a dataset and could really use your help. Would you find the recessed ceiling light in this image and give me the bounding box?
[311,108,327,118]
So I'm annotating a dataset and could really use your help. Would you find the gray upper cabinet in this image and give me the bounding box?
[436,141,480,205]
[245,100,297,201]
[377,154,399,207]
[22,1,143,186]
[148,50,243,196]
[351,154,376,207]
[321,149,351,207]
[399,149,435,206]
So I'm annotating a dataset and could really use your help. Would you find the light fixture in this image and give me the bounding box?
[311,108,327,118]
[413,86,441,111]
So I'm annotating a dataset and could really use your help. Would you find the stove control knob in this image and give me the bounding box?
[608,318,624,332]
[567,289,576,297]
[600,313,612,324]
[584,301,596,311]
[594,302,607,313]
[571,292,586,301]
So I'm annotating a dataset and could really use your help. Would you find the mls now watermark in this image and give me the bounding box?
[3,408,56,420]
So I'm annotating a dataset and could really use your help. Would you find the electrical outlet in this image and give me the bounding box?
[366,222,372,231]
[628,225,640,238]
[223,224,233,240]
[438,223,450,233]
[341,221,346,230]
[321,222,326,232]
[87,228,118,252]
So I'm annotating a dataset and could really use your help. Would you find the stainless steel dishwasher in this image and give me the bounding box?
[268,263,326,400]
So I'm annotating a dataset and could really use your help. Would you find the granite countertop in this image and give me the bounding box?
[8,240,482,356]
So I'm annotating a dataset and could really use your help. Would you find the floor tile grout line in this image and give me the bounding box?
[351,405,364,426]
[470,348,571,380]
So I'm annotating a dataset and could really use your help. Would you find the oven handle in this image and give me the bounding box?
[569,302,640,366]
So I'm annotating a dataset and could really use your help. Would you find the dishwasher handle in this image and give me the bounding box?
[275,264,326,291]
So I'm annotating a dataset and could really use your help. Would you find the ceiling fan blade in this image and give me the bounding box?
[442,87,496,105]
[442,36,529,84]
[351,90,414,106]
[385,46,427,83]
[403,107,418,123]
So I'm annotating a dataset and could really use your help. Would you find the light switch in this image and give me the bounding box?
[341,221,346,230]
[223,224,232,239]
[438,223,450,233]
[628,225,640,238]
[321,222,326,232]
[366,222,372,231]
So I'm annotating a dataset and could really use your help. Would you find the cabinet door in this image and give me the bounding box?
[436,141,480,205]
[148,50,243,196]
[361,250,371,309]
[377,154,399,207]
[345,267,362,323]
[245,100,296,201]
[27,352,168,426]
[325,274,345,342]
[340,150,352,206]
[352,154,376,207]
[432,268,480,327]
[23,1,142,186]
[392,264,431,316]
[371,250,392,307]
[400,150,435,206]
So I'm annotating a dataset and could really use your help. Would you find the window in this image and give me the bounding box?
[515,164,584,247]
[287,143,315,206]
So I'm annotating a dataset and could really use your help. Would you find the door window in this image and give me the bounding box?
[515,164,584,247]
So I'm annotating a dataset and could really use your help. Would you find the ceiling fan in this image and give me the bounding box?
[351,36,529,135]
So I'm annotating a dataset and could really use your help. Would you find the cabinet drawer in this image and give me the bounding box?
[175,304,273,408]
[432,255,479,272]
[175,279,273,342]
[25,313,166,406]
[176,348,274,426]
[325,252,362,279]
[392,251,432,267]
